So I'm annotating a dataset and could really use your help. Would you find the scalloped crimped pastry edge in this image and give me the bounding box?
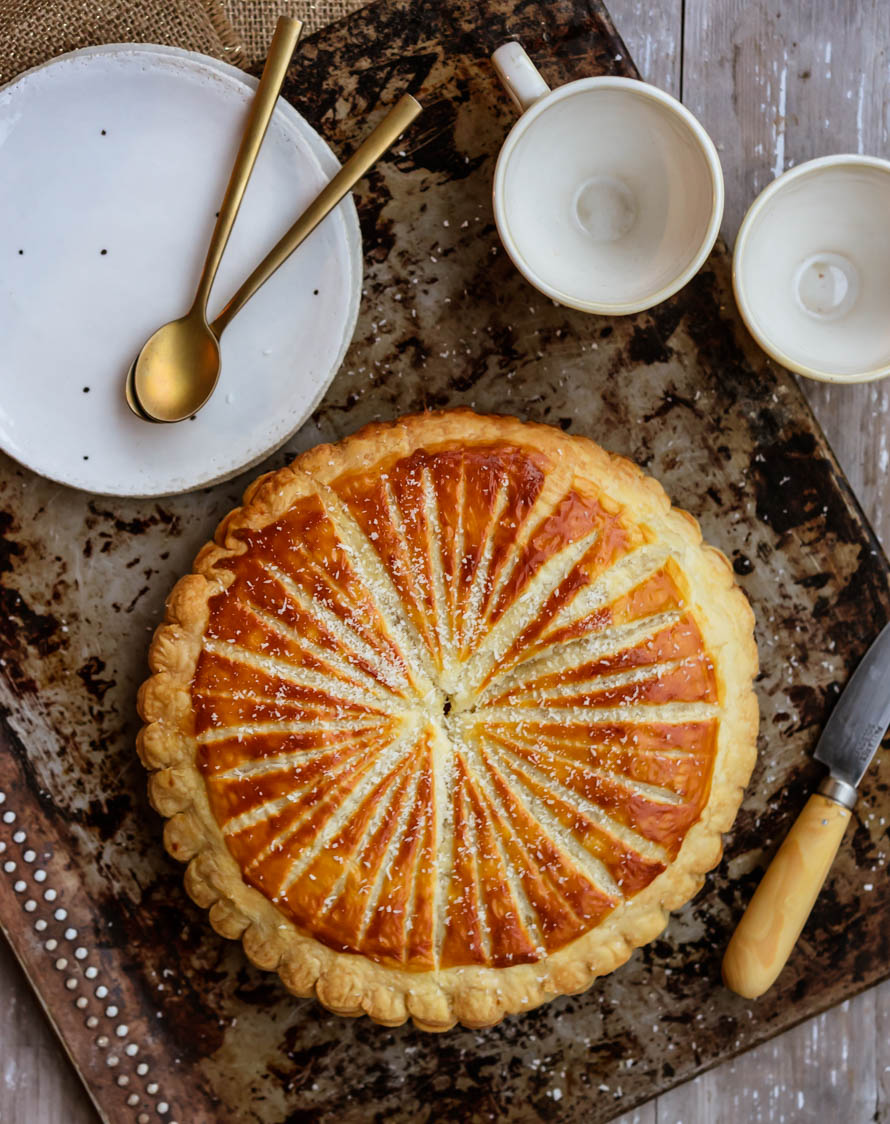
[136,409,759,1032]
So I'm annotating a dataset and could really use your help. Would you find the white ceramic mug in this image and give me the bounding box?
[491,42,724,315]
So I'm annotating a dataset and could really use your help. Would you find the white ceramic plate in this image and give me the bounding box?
[0,44,362,496]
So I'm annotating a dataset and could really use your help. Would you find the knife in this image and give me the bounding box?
[723,619,890,998]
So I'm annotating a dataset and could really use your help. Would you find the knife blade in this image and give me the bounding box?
[814,619,890,793]
[723,619,890,999]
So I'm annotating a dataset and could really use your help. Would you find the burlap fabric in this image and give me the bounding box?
[221,0,365,56]
[0,0,367,83]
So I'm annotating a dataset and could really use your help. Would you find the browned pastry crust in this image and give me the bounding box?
[137,409,758,1031]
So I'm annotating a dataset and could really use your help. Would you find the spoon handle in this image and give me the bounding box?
[211,93,423,334]
[191,15,302,315]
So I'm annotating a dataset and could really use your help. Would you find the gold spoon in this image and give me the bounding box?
[128,92,423,423]
[125,14,303,422]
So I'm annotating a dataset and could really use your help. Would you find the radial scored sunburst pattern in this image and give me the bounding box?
[192,442,721,972]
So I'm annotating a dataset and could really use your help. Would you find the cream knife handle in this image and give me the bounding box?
[722,791,851,999]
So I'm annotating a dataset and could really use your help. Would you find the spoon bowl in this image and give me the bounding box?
[132,314,221,422]
[124,361,154,421]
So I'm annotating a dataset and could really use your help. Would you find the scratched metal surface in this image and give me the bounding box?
[1,0,890,1121]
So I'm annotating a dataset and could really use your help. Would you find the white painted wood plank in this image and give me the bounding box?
[661,2,890,1122]
[613,1104,658,1124]
[877,978,890,1123]
[0,938,98,1124]
[607,0,683,96]
[655,991,878,1123]
[683,0,890,242]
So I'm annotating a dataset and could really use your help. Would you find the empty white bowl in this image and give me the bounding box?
[733,155,890,383]
[491,44,724,316]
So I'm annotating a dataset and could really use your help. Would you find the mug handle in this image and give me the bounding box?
[491,42,551,114]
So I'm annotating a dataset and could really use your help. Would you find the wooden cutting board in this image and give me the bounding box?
[1,1,889,1121]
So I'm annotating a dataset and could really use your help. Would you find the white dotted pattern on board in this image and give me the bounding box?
[0,787,177,1121]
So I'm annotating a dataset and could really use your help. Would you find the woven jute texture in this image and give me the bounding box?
[0,0,245,83]
[0,0,370,84]
[221,1,368,63]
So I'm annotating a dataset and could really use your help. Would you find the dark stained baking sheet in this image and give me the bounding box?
[1,0,890,1121]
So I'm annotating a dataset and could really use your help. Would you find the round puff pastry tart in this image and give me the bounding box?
[138,409,758,1031]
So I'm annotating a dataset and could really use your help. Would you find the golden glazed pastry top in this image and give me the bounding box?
[138,410,758,1030]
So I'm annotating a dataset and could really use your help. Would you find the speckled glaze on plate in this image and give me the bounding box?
[0,1,889,1122]
[0,44,362,497]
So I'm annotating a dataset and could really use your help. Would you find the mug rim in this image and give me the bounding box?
[733,153,890,384]
[492,75,725,316]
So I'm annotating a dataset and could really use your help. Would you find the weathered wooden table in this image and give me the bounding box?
[2,1,889,1121]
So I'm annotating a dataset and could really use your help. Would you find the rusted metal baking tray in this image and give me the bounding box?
[1,0,889,1120]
